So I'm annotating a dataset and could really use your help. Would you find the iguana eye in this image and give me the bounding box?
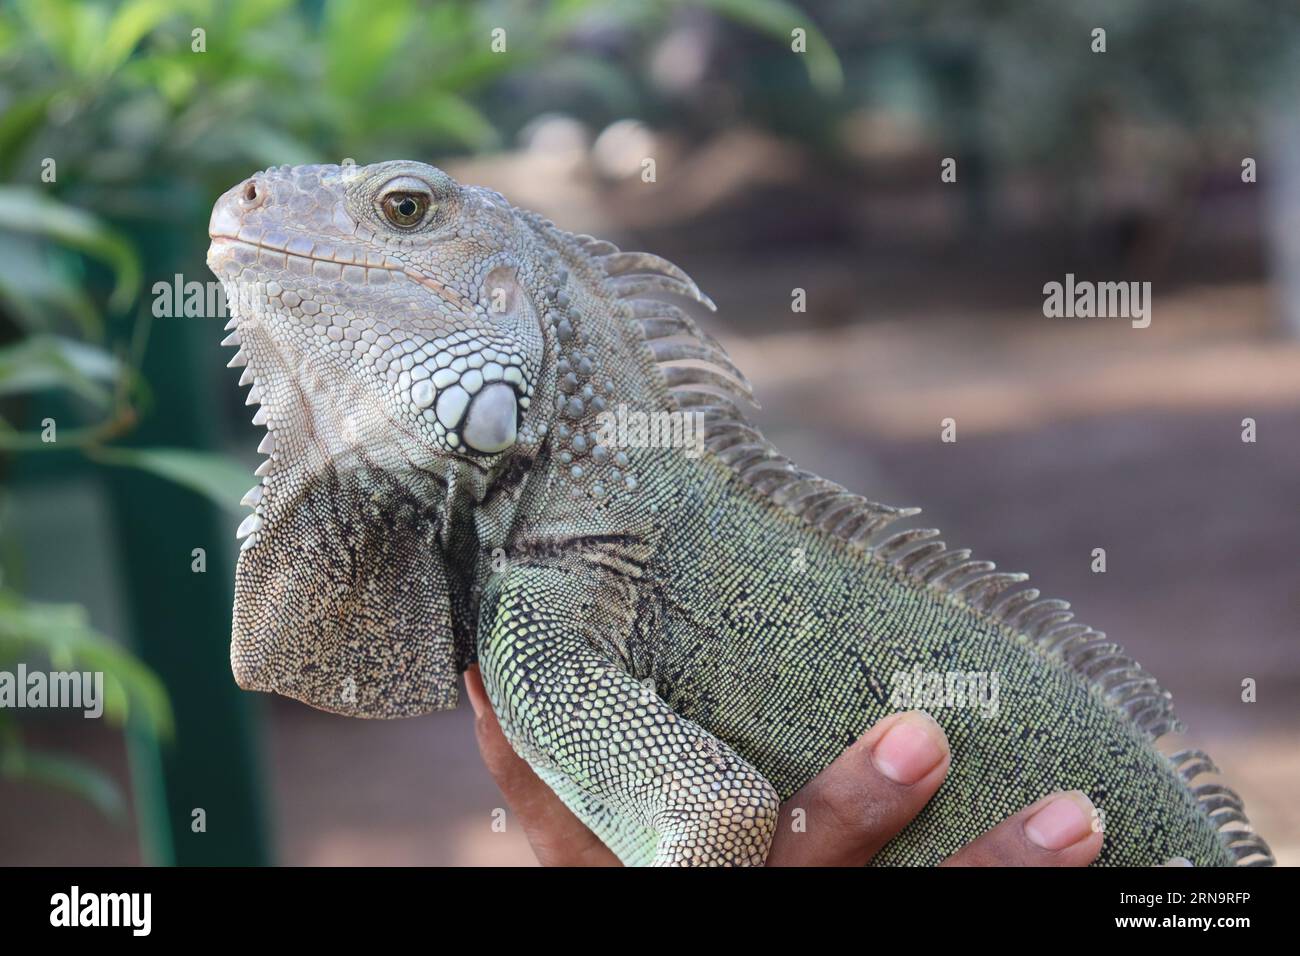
[381,191,431,228]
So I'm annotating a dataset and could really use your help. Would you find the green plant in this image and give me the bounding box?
[0,188,241,818]
[0,587,171,818]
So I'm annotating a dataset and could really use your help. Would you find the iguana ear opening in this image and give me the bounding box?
[231,466,469,718]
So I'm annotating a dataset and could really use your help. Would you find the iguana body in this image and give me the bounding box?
[207,161,1273,866]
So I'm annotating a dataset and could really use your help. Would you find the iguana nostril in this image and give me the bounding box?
[239,179,266,208]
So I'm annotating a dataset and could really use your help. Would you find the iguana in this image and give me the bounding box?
[206,160,1274,867]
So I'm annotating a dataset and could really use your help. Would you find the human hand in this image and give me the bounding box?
[464,665,1103,866]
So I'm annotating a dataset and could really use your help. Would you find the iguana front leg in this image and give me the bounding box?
[478,564,780,866]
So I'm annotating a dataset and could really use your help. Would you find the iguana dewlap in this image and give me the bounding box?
[207,161,1273,867]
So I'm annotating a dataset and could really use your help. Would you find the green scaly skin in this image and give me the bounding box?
[207,161,1272,867]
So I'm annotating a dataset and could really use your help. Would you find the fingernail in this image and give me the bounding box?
[1025,791,1097,850]
[871,711,947,785]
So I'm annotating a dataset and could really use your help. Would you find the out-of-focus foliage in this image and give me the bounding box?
[92,446,256,517]
[814,0,1300,163]
[0,187,140,323]
[0,183,214,814]
[0,0,840,199]
[0,585,173,819]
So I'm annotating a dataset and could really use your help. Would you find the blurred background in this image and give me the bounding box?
[0,0,1296,866]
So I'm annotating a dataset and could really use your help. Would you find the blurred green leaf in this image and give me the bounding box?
[93,446,253,517]
[0,91,56,176]
[0,591,172,738]
[0,745,126,821]
[323,0,413,98]
[231,123,328,168]
[696,0,844,94]
[13,0,92,74]
[0,188,141,314]
[95,0,184,79]
[0,235,103,337]
[0,335,119,405]
[371,90,499,150]
[224,0,298,36]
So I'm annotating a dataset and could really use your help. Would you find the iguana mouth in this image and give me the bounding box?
[208,228,537,455]
[207,232,475,313]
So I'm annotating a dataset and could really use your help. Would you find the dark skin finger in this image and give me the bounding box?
[767,710,950,865]
[465,666,1102,867]
[940,790,1104,866]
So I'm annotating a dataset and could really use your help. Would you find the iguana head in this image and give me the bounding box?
[207,160,563,717]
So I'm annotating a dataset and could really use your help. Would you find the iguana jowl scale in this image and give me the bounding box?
[206,161,1272,867]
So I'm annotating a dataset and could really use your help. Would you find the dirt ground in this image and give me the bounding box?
[3,280,1297,867]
